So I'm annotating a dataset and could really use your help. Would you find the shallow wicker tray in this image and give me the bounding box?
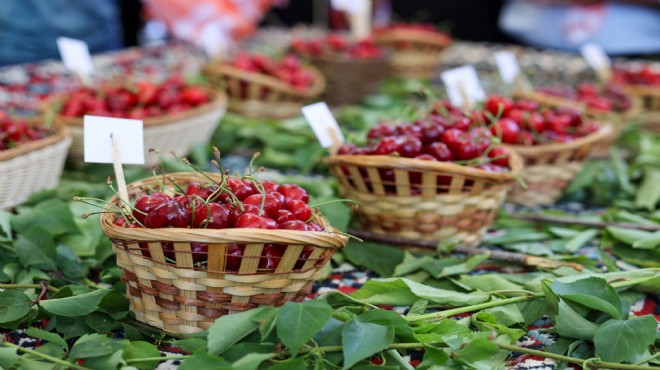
[325,151,524,248]
[202,63,325,120]
[0,119,71,210]
[620,84,660,133]
[100,172,348,334]
[373,28,452,80]
[50,88,227,166]
[505,124,613,206]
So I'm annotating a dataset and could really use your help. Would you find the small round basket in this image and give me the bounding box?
[310,55,390,106]
[619,84,660,133]
[202,63,325,120]
[324,152,524,248]
[373,28,452,80]
[505,124,613,207]
[0,119,71,210]
[50,87,227,167]
[100,172,348,334]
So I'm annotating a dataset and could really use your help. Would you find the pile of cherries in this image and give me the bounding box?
[227,53,315,90]
[537,83,632,112]
[0,111,54,151]
[290,35,384,60]
[612,66,660,86]
[59,76,211,119]
[114,177,323,272]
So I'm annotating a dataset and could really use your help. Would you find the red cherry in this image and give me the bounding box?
[191,243,208,263]
[485,95,514,116]
[261,180,281,193]
[397,136,423,158]
[279,184,309,204]
[279,220,308,230]
[133,192,171,224]
[490,118,520,144]
[181,87,209,106]
[307,222,324,232]
[222,178,254,201]
[144,199,191,228]
[225,243,245,271]
[235,213,277,229]
[440,128,464,152]
[186,182,218,201]
[517,131,536,145]
[233,204,266,219]
[374,136,400,155]
[367,123,396,141]
[286,199,312,221]
[450,116,472,131]
[423,142,454,161]
[243,193,283,218]
[192,203,234,229]
[275,209,296,224]
[259,244,284,270]
[487,147,511,167]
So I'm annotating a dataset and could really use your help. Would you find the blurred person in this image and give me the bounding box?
[499,0,660,55]
[0,0,124,66]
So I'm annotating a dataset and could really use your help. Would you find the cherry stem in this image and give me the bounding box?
[212,146,225,183]
[247,152,261,177]
[243,175,267,212]
[31,281,49,305]
[149,148,168,187]
[308,198,358,208]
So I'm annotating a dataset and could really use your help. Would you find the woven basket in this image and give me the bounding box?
[373,28,451,80]
[100,173,348,334]
[506,124,613,206]
[0,119,71,210]
[324,152,524,248]
[50,88,227,167]
[201,63,325,120]
[620,84,660,133]
[310,56,390,106]
[512,90,642,156]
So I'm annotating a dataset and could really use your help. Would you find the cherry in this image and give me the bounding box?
[485,95,514,117]
[261,180,281,193]
[307,222,324,232]
[286,199,312,221]
[222,178,254,202]
[191,243,208,263]
[233,204,265,219]
[279,184,309,204]
[423,142,454,161]
[243,193,283,218]
[186,182,217,201]
[487,147,511,167]
[144,199,190,228]
[397,136,423,158]
[192,203,234,229]
[235,213,277,229]
[367,123,396,141]
[279,220,308,230]
[490,118,520,144]
[275,209,296,224]
[259,244,284,270]
[133,192,171,224]
[374,136,400,155]
[225,243,245,271]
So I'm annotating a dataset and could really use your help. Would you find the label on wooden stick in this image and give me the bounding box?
[301,102,344,149]
[84,116,145,165]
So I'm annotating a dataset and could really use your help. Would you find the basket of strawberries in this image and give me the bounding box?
[49,76,227,166]
[325,106,524,248]
[97,164,348,334]
[290,35,389,105]
[202,53,325,120]
[479,95,614,206]
[373,23,452,80]
[612,64,660,132]
[1,112,71,209]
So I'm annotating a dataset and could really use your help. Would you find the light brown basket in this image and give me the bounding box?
[506,124,613,206]
[0,119,71,210]
[620,84,660,133]
[50,88,227,167]
[201,63,325,120]
[100,172,348,334]
[324,152,524,248]
[310,56,390,106]
[373,28,451,80]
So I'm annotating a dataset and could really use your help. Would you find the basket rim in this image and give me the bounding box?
[202,62,326,98]
[99,172,349,249]
[512,89,638,118]
[324,147,524,182]
[503,123,613,156]
[308,53,390,66]
[619,84,660,98]
[373,28,453,47]
[0,117,69,162]
[46,86,228,128]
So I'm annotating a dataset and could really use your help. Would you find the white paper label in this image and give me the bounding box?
[494,51,521,84]
[200,22,229,58]
[580,43,611,70]
[84,116,145,165]
[440,65,486,107]
[331,0,369,15]
[56,37,94,75]
[301,102,345,148]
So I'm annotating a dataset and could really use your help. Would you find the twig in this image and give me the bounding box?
[347,229,584,271]
[508,213,660,232]
[1,342,91,370]
[0,283,60,293]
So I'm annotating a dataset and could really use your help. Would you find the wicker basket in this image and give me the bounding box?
[201,63,325,120]
[310,56,390,106]
[506,124,613,206]
[373,28,451,80]
[50,88,227,167]
[619,84,660,133]
[100,173,348,334]
[324,152,524,248]
[0,119,71,210]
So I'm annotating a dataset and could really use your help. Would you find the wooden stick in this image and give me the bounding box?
[347,228,584,271]
[457,81,472,110]
[349,0,372,41]
[111,134,130,208]
[508,213,660,232]
[513,72,534,92]
[327,127,343,156]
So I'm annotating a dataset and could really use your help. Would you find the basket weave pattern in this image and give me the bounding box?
[0,121,71,210]
[621,84,660,133]
[506,125,613,206]
[312,57,389,106]
[202,64,325,120]
[325,154,523,247]
[54,89,227,166]
[374,29,451,79]
[100,173,348,334]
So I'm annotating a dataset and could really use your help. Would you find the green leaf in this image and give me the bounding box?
[560,294,621,320]
[564,229,598,252]
[79,350,125,370]
[231,353,276,370]
[611,243,660,267]
[25,328,67,348]
[552,277,622,319]
[98,290,129,320]
[178,353,232,370]
[14,227,57,271]
[351,278,488,306]
[60,201,105,257]
[10,199,79,236]
[356,309,415,342]
[55,316,93,339]
[518,299,548,326]
[342,321,394,370]
[343,241,405,277]
[607,227,653,245]
[635,168,660,210]
[455,338,499,366]
[123,341,161,370]
[436,253,490,278]
[40,289,109,317]
[0,346,19,369]
[0,211,11,241]
[418,345,449,370]
[252,307,277,341]
[314,317,345,347]
[393,253,435,277]
[472,312,526,342]
[68,333,125,360]
[275,300,332,356]
[269,358,307,370]
[482,303,525,327]
[56,246,89,279]
[0,290,32,323]
[458,274,523,292]
[594,315,657,362]
[170,338,207,353]
[207,307,268,355]
[486,229,550,244]
[633,230,660,249]
[548,227,581,238]
[554,301,599,340]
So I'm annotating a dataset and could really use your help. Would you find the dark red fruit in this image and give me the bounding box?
[133,192,171,224]
[279,184,309,204]
[192,203,234,229]
[226,243,245,271]
[490,118,520,144]
[423,142,454,161]
[144,200,190,228]
[243,193,283,219]
[487,147,511,167]
[186,182,218,201]
[274,209,296,224]
[286,199,312,221]
[279,220,308,230]
[235,213,277,229]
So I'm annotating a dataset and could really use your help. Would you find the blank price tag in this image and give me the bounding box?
[495,51,521,84]
[301,102,344,149]
[441,65,486,107]
[331,0,368,15]
[580,43,611,70]
[56,37,94,75]
[84,116,145,165]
